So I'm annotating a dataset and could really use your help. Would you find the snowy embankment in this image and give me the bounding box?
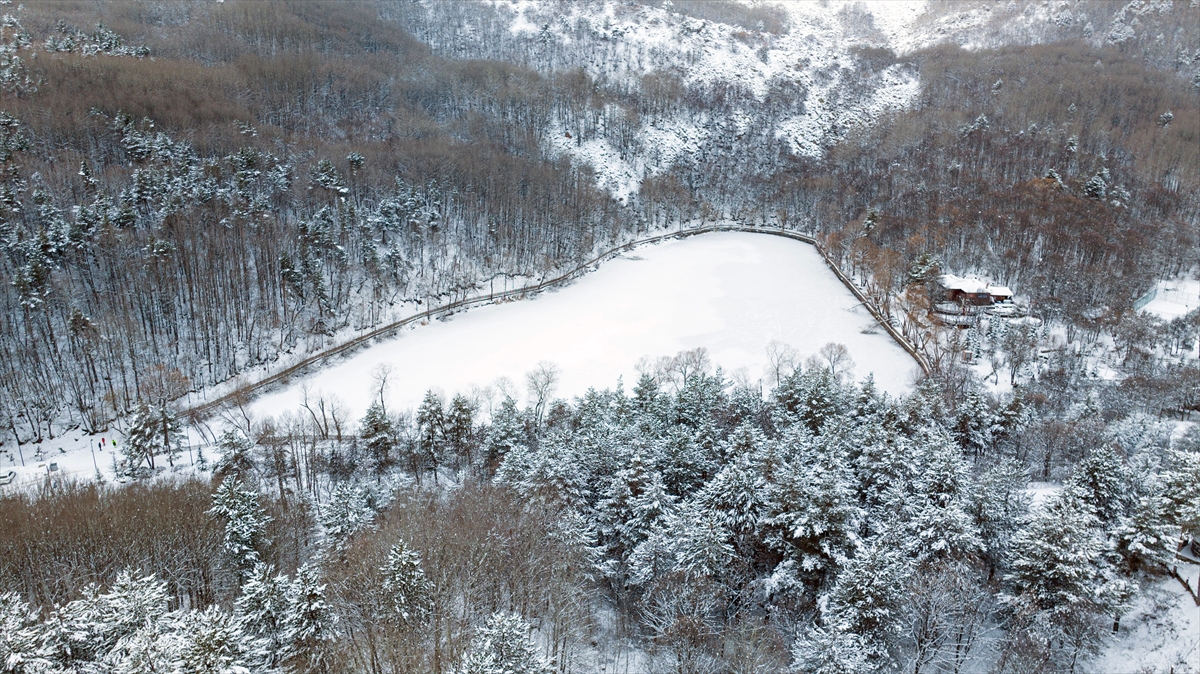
[244,231,921,425]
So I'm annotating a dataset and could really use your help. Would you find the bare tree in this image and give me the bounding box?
[526,361,561,426]
[806,342,855,382]
[764,340,799,387]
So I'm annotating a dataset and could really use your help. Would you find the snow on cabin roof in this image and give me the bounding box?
[939,274,989,294]
[939,274,1012,297]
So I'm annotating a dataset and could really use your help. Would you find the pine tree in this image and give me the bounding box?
[969,459,1032,577]
[177,605,253,674]
[496,438,586,508]
[1162,446,1200,535]
[416,390,445,475]
[789,625,872,674]
[1068,444,1129,527]
[596,455,674,570]
[282,564,335,674]
[445,393,476,469]
[1005,488,1129,670]
[381,539,433,626]
[103,623,176,674]
[457,612,552,674]
[793,368,843,433]
[214,429,255,482]
[485,397,525,470]
[767,427,862,574]
[0,592,49,674]
[320,481,376,552]
[905,431,982,560]
[992,392,1029,450]
[122,403,159,474]
[1005,486,1119,617]
[952,389,995,458]
[1113,469,1177,574]
[663,501,736,581]
[359,400,395,473]
[40,571,172,668]
[235,563,290,668]
[823,537,910,647]
[693,450,767,553]
[208,478,272,574]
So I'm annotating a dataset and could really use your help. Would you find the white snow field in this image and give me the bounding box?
[245,231,921,424]
[0,231,920,490]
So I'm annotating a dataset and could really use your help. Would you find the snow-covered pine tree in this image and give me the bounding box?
[991,392,1029,451]
[693,450,767,557]
[596,454,675,573]
[1114,464,1177,573]
[969,459,1032,577]
[177,605,254,674]
[359,400,395,473]
[1005,483,1132,670]
[102,622,177,674]
[1162,445,1200,537]
[822,537,910,651]
[214,429,256,482]
[235,563,291,668]
[122,403,159,474]
[208,478,272,575]
[1114,489,1177,574]
[0,591,49,673]
[320,481,377,552]
[904,430,982,561]
[496,437,586,508]
[1004,486,1122,625]
[282,564,335,673]
[952,388,996,459]
[780,367,843,434]
[766,426,862,575]
[662,501,736,581]
[39,571,173,669]
[445,393,477,469]
[416,390,445,475]
[656,424,715,497]
[457,612,552,674]
[789,625,872,674]
[1068,444,1130,527]
[381,539,433,626]
[484,396,525,470]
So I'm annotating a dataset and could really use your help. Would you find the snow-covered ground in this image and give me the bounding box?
[1140,279,1200,320]
[244,231,921,425]
[1095,561,1200,672]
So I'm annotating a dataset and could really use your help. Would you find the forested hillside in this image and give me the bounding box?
[2,1,1200,672]
[0,0,1196,441]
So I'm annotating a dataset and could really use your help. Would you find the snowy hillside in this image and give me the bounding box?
[406,0,936,199]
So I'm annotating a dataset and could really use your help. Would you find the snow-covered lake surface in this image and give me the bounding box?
[246,231,920,424]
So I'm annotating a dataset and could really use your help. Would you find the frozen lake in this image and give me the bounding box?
[248,231,921,422]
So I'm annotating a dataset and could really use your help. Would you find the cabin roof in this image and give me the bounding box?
[939,274,1012,298]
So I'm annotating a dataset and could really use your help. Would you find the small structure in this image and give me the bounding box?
[932,275,1021,327]
[988,285,1013,304]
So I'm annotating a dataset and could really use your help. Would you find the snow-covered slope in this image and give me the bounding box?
[419,0,936,199]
